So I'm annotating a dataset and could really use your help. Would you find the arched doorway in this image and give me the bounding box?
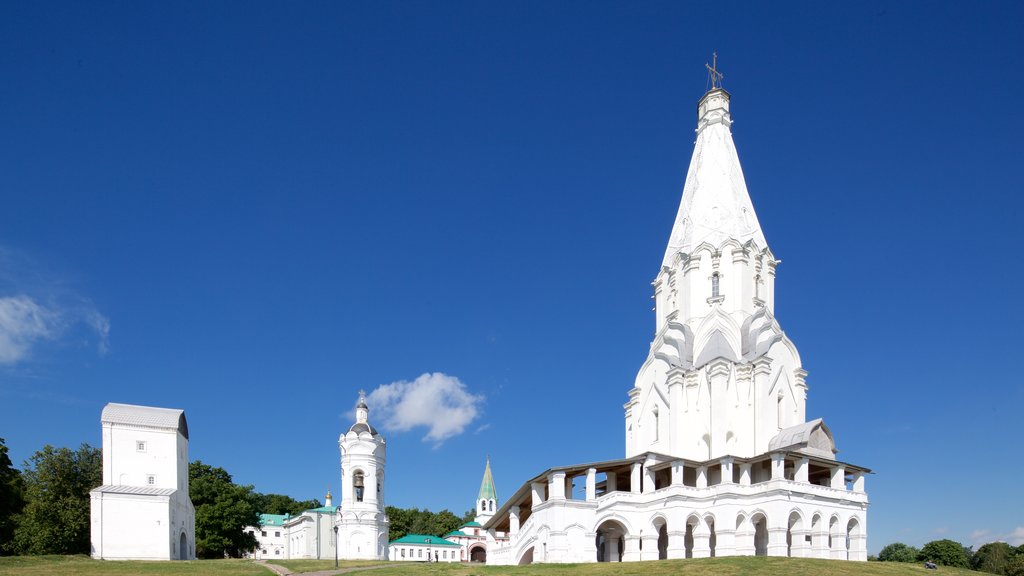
[470,544,486,563]
[787,511,804,558]
[846,517,861,560]
[752,513,768,557]
[684,515,698,558]
[595,520,627,562]
[179,532,187,560]
[656,522,668,560]
[518,546,534,565]
[706,516,717,558]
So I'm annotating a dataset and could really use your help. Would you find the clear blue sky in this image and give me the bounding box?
[2,1,1022,554]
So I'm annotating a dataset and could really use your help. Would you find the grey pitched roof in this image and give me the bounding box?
[91,484,177,497]
[768,418,835,458]
[349,422,378,436]
[101,403,189,439]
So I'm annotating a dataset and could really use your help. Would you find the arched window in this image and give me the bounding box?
[354,471,365,502]
[712,273,721,298]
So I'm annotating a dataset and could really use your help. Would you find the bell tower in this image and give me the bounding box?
[337,391,390,560]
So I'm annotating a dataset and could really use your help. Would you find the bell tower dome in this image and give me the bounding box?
[337,390,390,560]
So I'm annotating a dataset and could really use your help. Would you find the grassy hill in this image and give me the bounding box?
[0,555,983,576]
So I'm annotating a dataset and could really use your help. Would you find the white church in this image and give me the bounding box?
[483,73,870,565]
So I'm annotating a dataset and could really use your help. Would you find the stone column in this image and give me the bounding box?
[767,525,788,557]
[643,459,657,494]
[829,522,845,559]
[640,532,658,561]
[622,535,641,561]
[671,460,684,486]
[693,520,711,558]
[509,505,520,535]
[849,531,867,561]
[852,472,865,493]
[771,453,785,480]
[696,466,708,489]
[795,457,809,484]
[630,462,642,494]
[830,465,846,490]
[606,471,617,492]
[811,523,829,559]
[531,482,545,507]
[735,516,754,556]
[791,527,810,558]
[667,528,687,559]
[585,468,596,501]
[549,472,566,500]
[720,457,734,484]
[739,463,752,486]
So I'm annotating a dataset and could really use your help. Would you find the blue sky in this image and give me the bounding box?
[2,1,1022,553]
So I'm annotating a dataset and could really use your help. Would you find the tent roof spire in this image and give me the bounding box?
[661,61,768,267]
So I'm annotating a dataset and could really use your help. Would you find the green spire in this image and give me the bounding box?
[478,457,497,502]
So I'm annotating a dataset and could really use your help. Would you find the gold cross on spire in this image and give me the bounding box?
[706,52,724,90]
[358,389,366,401]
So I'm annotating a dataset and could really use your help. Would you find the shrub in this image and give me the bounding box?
[878,542,920,563]
[919,539,971,568]
[973,542,1013,574]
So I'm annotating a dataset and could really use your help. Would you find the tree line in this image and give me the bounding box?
[1,437,474,559]
[0,438,319,558]
[875,539,1024,575]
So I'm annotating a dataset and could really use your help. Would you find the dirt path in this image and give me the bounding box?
[255,560,392,576]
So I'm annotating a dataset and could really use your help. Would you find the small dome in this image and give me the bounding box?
[349,422,377,435]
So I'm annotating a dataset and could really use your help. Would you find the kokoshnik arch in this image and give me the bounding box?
[482,73,870,565]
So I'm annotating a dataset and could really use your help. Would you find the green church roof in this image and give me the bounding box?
[304,505,338,514]
[478,457,497,502]
[461,521,482,528]
[445,530,470,537]
[259,514,289,527]
[390,534,460,547]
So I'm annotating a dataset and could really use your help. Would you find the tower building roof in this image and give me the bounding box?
[478,457,497,502]
[662,87,768,267]
[101,402,189,439]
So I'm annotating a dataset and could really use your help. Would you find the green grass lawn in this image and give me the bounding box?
[268,559,387,572]
[0,556,984,576]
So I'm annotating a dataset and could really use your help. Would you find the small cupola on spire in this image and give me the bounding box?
[349,390,378,435]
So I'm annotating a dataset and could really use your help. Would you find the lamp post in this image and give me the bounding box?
[333,525,339,568]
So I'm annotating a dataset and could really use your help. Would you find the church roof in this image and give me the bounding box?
[390,534,461,547]
[101,402,189,439]
[662,88,768,267]
[258,513,289,527]
[461,521,482,528]
[303,505,338,514]
[348,422,378,435]
[768,418,837,458]
[445,530,471,537]
[91,484,177,497]
[477,458,497,502]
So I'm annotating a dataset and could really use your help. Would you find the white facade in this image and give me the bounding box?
[336,392,389,560]
[284,505,338,559]
[244,514,288,559]
[90,403,196,561]
[485,82,869,565]
[390,535,461,562]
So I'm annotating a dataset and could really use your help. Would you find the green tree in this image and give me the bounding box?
[919,538,971,568]
[0,438,26,555]
[878,542,920,563]
[973,542,1015,575]
[252,493,321,516]
[462,508,476,523]
[1006,555,1024,576]
[189,461,259,558]
[8,444,101,555]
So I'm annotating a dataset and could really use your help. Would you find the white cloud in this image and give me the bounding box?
[1006,527,1024,546]
[968,529,991,544]
[0,296,61,364]
[0,295,110,365]
[365,372,484,445]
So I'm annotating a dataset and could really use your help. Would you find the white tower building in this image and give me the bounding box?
[484,68,870,565]
[89,403,195,560]
[336,391,389,560]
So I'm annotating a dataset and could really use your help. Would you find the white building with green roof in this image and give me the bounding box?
[389,534,460,563]
[245,513,288,559]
